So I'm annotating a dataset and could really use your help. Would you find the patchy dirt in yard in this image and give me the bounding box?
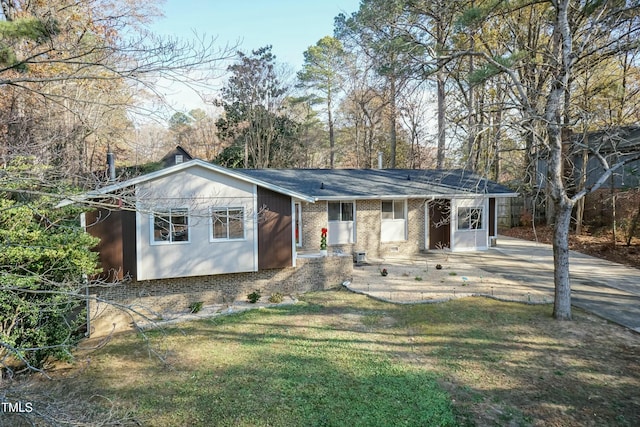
[501,225,640,269]
[433,308,640,427]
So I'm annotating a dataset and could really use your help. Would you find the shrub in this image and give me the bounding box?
[520,209,533,227]
[268,293,284,304]
[247,290,262,304]
[0,160,101,370]
[189,301,203,313]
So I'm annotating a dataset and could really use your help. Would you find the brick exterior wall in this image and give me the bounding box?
[300,198,427,259]
[88,255,353,318]
[408,198,427,252]
[300,201,327,253]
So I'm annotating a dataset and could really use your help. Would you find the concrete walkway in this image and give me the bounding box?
[476,236,640,332]
[347,236,640,333]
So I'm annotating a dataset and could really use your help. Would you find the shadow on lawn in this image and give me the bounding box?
[44,290,640,426]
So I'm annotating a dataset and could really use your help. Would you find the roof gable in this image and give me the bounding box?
[160,145,194,167]
[58,160,315,207]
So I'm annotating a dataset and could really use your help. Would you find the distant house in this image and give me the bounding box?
[568,126,640,190]
[160,145,193,168]
[563,126,640,227]
[63,161,516,283]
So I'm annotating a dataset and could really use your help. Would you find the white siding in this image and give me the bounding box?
[451,197,489,252]
[135,166,257,281]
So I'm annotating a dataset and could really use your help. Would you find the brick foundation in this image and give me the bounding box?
[87,255,353,326]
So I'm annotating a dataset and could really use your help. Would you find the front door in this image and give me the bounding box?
[428,199,451,249]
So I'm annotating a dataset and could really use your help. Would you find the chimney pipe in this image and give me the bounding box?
[378,152,383,169]
[107,149,116,182]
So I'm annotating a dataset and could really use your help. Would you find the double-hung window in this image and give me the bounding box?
[381,200,405,220]
[328,202,354,222]
[152,208,189,243]
[327,201,355,245]
[457,207,483,230]
[211,207,245,241]
[381,200,406,242]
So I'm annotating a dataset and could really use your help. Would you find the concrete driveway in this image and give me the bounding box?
[491,236,640,332]
[347,236,640,333]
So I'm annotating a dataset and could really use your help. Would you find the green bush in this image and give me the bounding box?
[0,158,100,369]
[247,290,261,304]
[189,301,204,313]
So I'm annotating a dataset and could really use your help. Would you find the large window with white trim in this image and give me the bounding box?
[210,207,245,241]
[457,206,483,230]
[381,200,407,242]
[152,208,189,243]
[327,201,355,245]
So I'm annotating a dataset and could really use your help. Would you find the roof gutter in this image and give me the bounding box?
[314,192,519,201]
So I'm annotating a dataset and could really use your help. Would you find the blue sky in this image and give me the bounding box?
[151,0,361,71]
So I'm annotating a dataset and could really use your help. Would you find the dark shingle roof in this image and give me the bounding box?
[238,168,516,199]
[570,126,640,154]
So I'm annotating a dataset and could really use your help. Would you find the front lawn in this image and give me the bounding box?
[94,306,454,426]
[14,289,640,426]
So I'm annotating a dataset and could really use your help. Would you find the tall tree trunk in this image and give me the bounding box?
[465,34,476,171]
[491,93,503,181]
[436,15,446,170]
[548,0,575,321]
[436,70,446,169]
[389,77,397,168]
[523,123,537,189]
[552,197,573,320]
[611,178,617,246]
[328,96,335,169]
[549,103,575,321]
[575,147,588,234]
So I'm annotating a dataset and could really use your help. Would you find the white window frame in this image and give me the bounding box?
[381,200,406,220]
[327,200,356,245]
[150,207,190,245]
[381,199,407,242]
[209,206,246,241]
[457,206,484,231]
[328,201,354,222]
[294,202,302,247]
[175,154,184,164]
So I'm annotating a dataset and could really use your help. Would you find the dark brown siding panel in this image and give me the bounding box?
[257,187,293,269]
[489,198,496,237]
[121,210,137,279]
[86,208,124,281]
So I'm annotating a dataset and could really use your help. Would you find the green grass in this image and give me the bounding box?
[47,289,640,427]
[83,294,456,426]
